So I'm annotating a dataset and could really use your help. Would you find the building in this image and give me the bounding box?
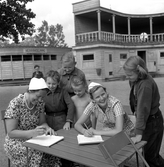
[72,0,164,80]
[0,46,71,80]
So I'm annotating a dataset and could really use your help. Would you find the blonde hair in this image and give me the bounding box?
[61,51,75,63]
[123,56,148,79]
[70,75,88,91]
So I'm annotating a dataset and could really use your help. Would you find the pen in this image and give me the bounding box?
[84,123,88,130]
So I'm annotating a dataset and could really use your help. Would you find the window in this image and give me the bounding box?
[120,54,127,60]
[109,72,113,75]
[12,55,22,61]
[23,55,32,61]
[43,55,50,60]
[109,54,112,62]
[160,52,164,58]
[83,54,94,61]
[34,55,42,61]
[1,55,11,62]
[51,55,57,60]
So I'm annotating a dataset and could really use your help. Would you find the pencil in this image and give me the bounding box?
[84,123,88,130]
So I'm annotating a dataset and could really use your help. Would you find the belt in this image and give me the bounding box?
[46,112,66,117]
[148,110,161,120]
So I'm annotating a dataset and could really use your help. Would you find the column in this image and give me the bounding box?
[112,14,115,40]
[149,17,153,41]
[128,17,131,42]
[97,10,101,41]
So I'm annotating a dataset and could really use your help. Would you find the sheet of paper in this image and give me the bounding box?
[77,134,104,145]
[26,134,64,147]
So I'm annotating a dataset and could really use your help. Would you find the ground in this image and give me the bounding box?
[0,78,164,167]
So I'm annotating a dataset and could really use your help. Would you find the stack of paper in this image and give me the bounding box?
[77,134,104,145]
[26,134,64,147]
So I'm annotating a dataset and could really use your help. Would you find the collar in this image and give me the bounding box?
[60,67,78,76]
[46,86,61,95]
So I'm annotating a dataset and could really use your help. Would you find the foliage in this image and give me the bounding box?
[34,20,68,47]
[0,0,36,43]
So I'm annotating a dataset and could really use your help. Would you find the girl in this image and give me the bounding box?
[123,55,164,167]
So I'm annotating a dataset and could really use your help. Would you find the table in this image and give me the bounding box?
[24,128,146,167]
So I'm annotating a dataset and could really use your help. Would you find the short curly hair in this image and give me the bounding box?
[45,70,60,83]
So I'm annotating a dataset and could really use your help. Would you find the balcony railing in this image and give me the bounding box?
[76,31,164,45]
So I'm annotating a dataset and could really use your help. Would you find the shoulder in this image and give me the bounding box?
[74,67,85,75]
[84,101,95,113]
[5,94,24,118]
[86,93,91,102]
[71,95,77,101]
[137,75,156,90]
[58,68,64,75]
[108,95,120,105]
[10,94,24,106]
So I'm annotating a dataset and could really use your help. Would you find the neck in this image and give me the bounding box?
[100,104,108,112]
[25,93,35,110]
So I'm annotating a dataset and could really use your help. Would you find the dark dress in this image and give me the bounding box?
[32,71,44,79]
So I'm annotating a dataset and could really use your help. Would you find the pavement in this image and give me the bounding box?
[0,79,30,86]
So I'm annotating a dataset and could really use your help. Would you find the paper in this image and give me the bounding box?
[26,134,64,147]
[77,134,104,145]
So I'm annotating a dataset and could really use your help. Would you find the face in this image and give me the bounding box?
[30,89,47,105]
[72,84,86,98]
[35,67,39,72]
[92,87,108,109]
[124,70,138,82]
[62,61,75,74]
[46,77,58,92]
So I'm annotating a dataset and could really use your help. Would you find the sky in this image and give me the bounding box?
[27,0,164,47]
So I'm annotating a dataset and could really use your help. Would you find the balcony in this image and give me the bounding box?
[76,31,164,46]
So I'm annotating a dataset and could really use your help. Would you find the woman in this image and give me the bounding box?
[4,78,61,167]
[123,55,164,167]
[75,82,134,137]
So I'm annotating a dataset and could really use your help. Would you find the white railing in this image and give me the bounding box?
[76,31,99,43]
[76,31,164,44]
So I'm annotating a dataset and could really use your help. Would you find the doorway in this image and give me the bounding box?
[137,51,146,63]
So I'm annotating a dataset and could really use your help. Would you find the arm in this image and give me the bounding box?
[39,112,56,135]
[75,102,95,137]
[90,101,124,136]
[63,90,75,123]
[91,114,124,136]
[6,118,45,139]
[32,72,35,78]
[5,98,45,139]
[135,85,152,135]
[131,83,153,143]
[40,71,44,78]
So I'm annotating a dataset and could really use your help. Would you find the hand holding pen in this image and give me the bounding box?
[83,123,93,137]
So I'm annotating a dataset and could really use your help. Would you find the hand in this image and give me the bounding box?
[131,134,142,144]
[33,126,46,137]
[45,127,57,136]
[63,122,70,130]
[83,128,94,137]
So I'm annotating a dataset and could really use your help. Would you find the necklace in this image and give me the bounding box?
[24,93,35,110]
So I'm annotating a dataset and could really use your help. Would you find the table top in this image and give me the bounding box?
[24,128,146,167]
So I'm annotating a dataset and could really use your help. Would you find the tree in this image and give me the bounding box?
[35,20,68,47]
[0,0,36,43]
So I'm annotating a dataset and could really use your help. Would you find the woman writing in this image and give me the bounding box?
[4,78,61,167]
[75,82,134,137]
[123,55,164,167]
